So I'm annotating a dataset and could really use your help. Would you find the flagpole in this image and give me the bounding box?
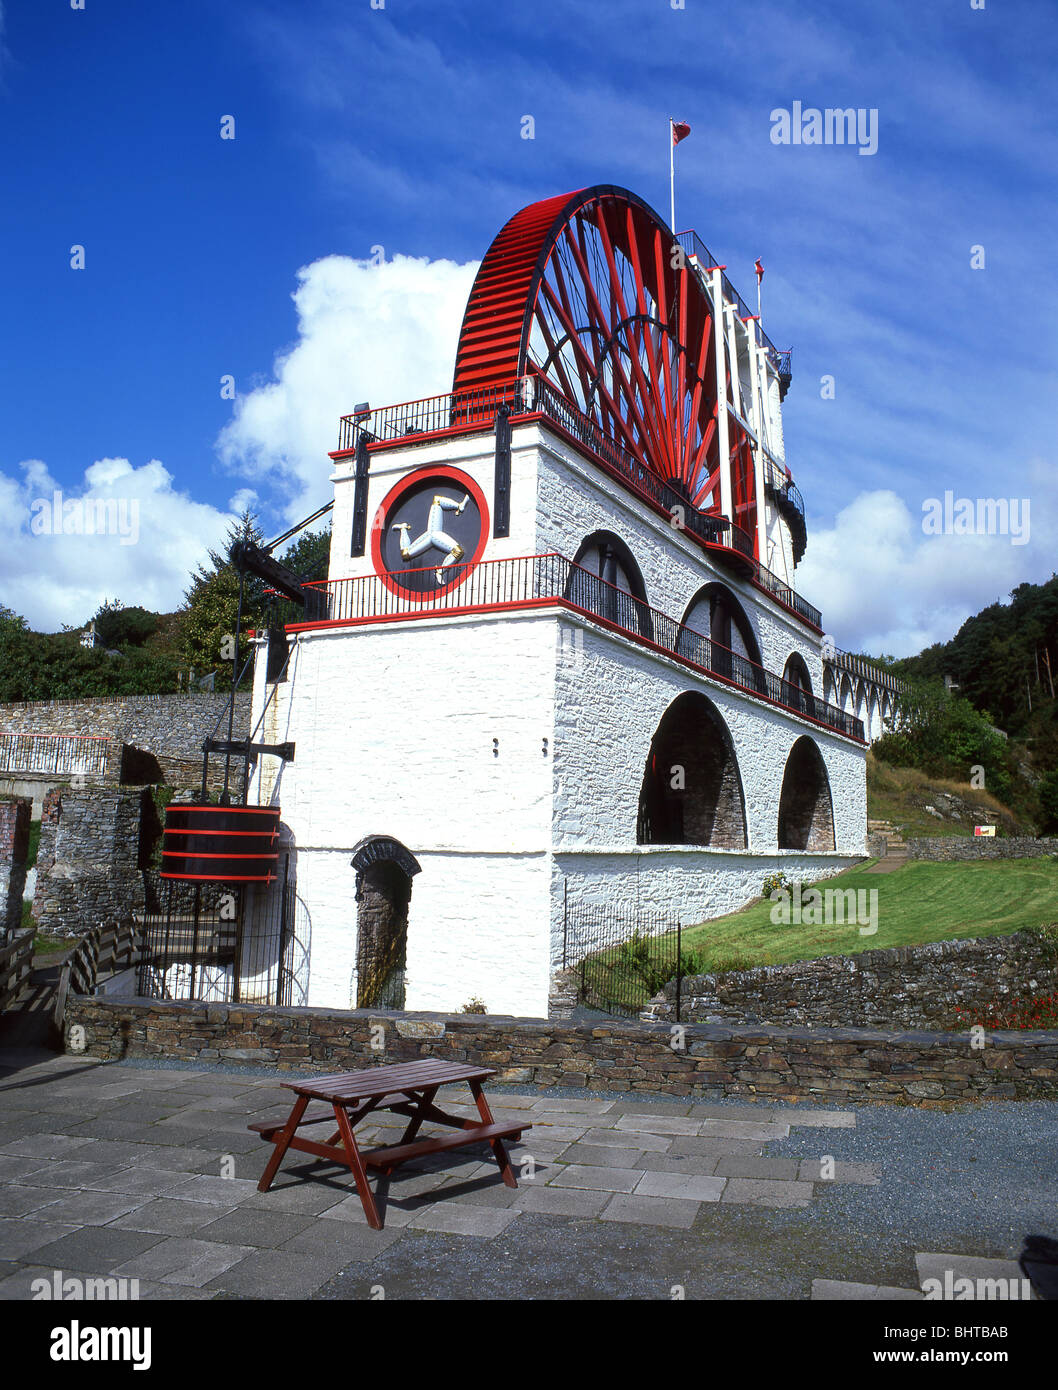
[669,119,675,230]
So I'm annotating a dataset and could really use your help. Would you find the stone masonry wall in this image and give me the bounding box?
[649,932,1058,1031]
[0,693,250,763]
[903,836,1058,861]
[65,994,1058,1104]
[32,786,150,938]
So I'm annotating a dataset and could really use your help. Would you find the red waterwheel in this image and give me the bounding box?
[453,184,754,531]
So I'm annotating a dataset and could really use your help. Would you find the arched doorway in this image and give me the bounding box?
[350,837,421,1009]
[637,692,747,848]
[777,738,836,851]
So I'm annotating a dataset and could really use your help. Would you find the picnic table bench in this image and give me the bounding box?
[249,1058,530,1229]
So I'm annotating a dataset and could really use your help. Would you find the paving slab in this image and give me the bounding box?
[278,1218,405,1261]
[914,1252,1029,1289]
[0,1155,50,1182]
[668,1136,764,1158]
[27,1189,149,1226]
[548,1164,641,1193]
[580,1127,671,1152]
[720,1178,815,1209]
[0,1264,112,1302]
[714,1156,802,1181]
[26,1224,166,1271]
[0,1184,80,1217]
[782,1109,857,1128]
[204,1247,351,1298]
[600,1194,700,1229]
[1,1133,93,1159]
[109,1197,241,1237]
[634,1152,721,1177]
[554,1143,648,1169]
[698,1119,790,1141]
[634,1171,726,1202]
[513,1184,611,1217]
[406,1204,520,1237]
[318,1195,419,1228]
[613,1114,702,1136]
[0,1216,80,1261]
[172,1175,263,1205]
[319,1196,420,1228]
[812,1279,923,1301]
[114,1237,254,1287]
[242,1180,358,1215]
[429,1177,522,1207]
[528,1097,615,1113]
[193,1208,315,1248]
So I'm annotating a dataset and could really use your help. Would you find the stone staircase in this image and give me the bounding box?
[0,952,67,1050]
[866,819,909,873]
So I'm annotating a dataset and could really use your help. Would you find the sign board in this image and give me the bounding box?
[974,825,996,837]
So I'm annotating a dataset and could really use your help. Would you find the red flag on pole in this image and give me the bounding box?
[754,259,764,282]
[671,121,691,146]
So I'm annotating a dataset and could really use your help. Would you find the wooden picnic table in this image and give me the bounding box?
[249,1058,530,1229]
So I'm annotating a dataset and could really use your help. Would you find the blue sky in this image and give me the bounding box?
[1,0,1056,653]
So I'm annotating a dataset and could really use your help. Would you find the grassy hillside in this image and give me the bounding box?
[867,752,1022,837]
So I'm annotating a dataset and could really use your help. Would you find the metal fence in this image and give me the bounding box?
[0,733,110,777]
[563,897,685,1021]
[137,858,310,1007]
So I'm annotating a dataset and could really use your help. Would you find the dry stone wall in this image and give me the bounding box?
[64,995,1058,1104]
[903,836,1058,861]
[649,932,1058,1031]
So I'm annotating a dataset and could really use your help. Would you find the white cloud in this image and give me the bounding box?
[3,456,236,631]
[798,464,1058,657]
[216,253,479,521]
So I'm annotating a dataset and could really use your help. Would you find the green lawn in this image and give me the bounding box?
[580,858,1058,1013]
[679,858,1058,972]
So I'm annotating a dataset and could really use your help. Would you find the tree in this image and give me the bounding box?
[93,599,159,649]
[279,524,331,583]
[181,510,267,689]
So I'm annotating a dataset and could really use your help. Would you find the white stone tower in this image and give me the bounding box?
[248,186,868,1019]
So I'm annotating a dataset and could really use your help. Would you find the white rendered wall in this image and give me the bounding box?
[250,610,559,1017]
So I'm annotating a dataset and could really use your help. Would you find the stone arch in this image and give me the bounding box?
[822,667,836,706]
[839,674,855,717]
[855,680,870,733]
[867,689,882,742]
[782,653,814,716]
[680,583,763,667]
[636,692,747,848]
[350,835,421,1009]
[566,529,652,638]
[777,737,836,851]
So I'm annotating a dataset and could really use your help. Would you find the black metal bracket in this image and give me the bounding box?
[351,432,370,556]
[205,739,295,764]
[493,405,511,538]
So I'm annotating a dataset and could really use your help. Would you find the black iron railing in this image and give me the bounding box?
[562,896,685,1021]
[337,375,820,626]
[275,554,862,740]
